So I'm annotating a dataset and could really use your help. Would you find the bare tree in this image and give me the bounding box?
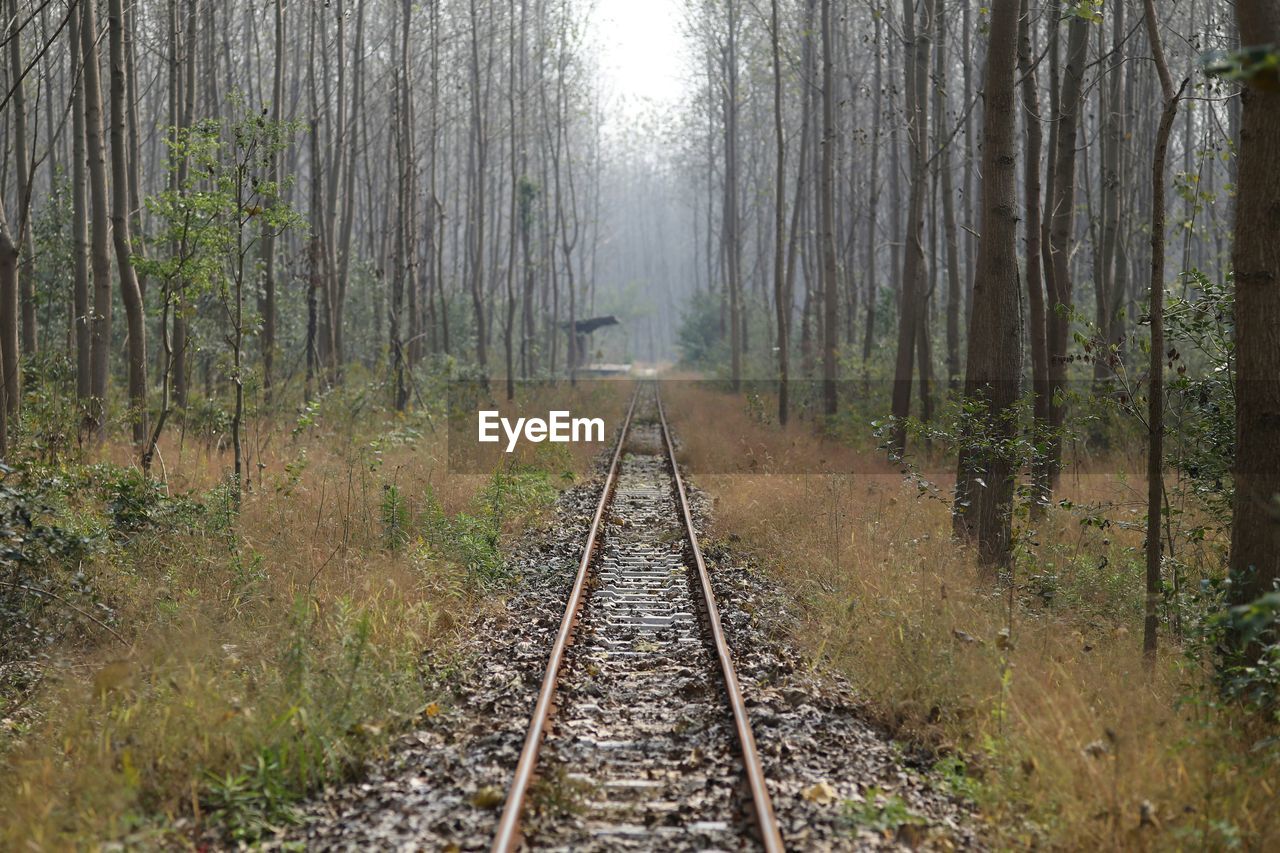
[889,0,935,456]
[952,0,1023,567]
[1041,10,1088,490]
[81,0,113,439]
[108,0,148,446]
[819,0,838,416]
[770,0,789,426]
[71,6,90,403]
[1227,2,1280,660]
[1139,0,1187,661]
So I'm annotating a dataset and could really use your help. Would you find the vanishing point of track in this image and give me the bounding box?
[491,384,784,852]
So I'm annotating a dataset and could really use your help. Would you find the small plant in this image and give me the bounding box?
[381,484,410,550]
[932,754,982,801]
[839,787,926,834]
[94,466,166,533]
[203,750,301,844]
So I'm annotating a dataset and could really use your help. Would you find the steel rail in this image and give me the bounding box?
[491,385,640,853]
[656,388,786,853]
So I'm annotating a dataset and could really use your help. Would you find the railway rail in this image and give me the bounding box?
[491,383,784,852]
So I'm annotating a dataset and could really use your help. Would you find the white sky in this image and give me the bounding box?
[591,0,688,128]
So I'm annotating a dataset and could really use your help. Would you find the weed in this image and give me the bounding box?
[0,381,627,847]
[381,483,411,549]
[664,382,1280,849]
[839,787,925,834]
[204,751,302,844]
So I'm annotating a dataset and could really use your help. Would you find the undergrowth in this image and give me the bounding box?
[0,376,623,847]
[667,381,1279,850]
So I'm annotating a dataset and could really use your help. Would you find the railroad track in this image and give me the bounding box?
[492,384,784,852]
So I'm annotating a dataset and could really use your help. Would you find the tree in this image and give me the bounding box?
[259,0,286,403]
[141,110,301,497]
[9,0,36,361]
[71,6,90,404]
[819,0,838,416]
[468,0,489,373]
[108,0,148,446]
[770,0,789,426]
[889,0,935,456]
[81,0,113,439]
[1227,4,1280,657]
[724,0,743,393]
[1017,0,1050,511]
[1040,9,1088,491]
[1140,0,1186,661]
[0,208,12,452]
[952,0,1023,567]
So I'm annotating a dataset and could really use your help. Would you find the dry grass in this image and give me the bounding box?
[665,382,1278,851]
[0,380,629,849]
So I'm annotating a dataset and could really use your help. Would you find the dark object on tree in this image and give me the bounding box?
[561,315,619,370]
[568,315,619,335]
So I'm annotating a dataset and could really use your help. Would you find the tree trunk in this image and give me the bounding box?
[771,0,789,426]
[71,8,91,403]
[0,212,13,452]
[890,0,934,455]
[108,0,148,447]
[937,8,962,391]
[469,0,489,373]
[81,0,113,438]
[1226,2,1280,660]
[862,11,883,374]
[259,0,285,404]
[724,0,742,393]
[819,0,838,416]
[1043,12,1089,487]
[953,0,1024,567]
[3,0,26,416]
[171,0,196,410]
[1096,0,1127,382]
[1017,0,1050,512]
[505,0,519,401]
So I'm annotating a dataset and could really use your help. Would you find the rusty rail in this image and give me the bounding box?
[491,383,784,852]
[656,389,785,853]
[490,385,639,852]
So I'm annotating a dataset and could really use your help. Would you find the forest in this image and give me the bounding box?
[1,0,1278,849]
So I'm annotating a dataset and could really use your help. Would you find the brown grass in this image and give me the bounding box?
[0,380,629,849]
[665,382,1277,851]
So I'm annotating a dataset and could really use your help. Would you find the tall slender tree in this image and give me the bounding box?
[819,0,838,416]
[770,0,789,426]
[1227,2,1280,660]
[108,0,148,445]
[81,0,113,438]
[953,0,1023,567]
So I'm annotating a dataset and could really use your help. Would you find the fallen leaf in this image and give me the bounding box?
[802,781,839,805]
[470,785,506,809]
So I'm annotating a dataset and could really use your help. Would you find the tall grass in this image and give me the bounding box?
[666,383,1278,850]
[0,379,627,848]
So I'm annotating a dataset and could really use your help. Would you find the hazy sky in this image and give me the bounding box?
[591,0,688,127]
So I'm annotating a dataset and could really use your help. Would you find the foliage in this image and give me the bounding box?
[381,483,411,549]
[1164,269,1235,523]
[0,408,483,848]
[675,291,726,370]
[420,463,558,587]
[839,787,925,834]
[1195,573,1280,713]
[15,353,86,464]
